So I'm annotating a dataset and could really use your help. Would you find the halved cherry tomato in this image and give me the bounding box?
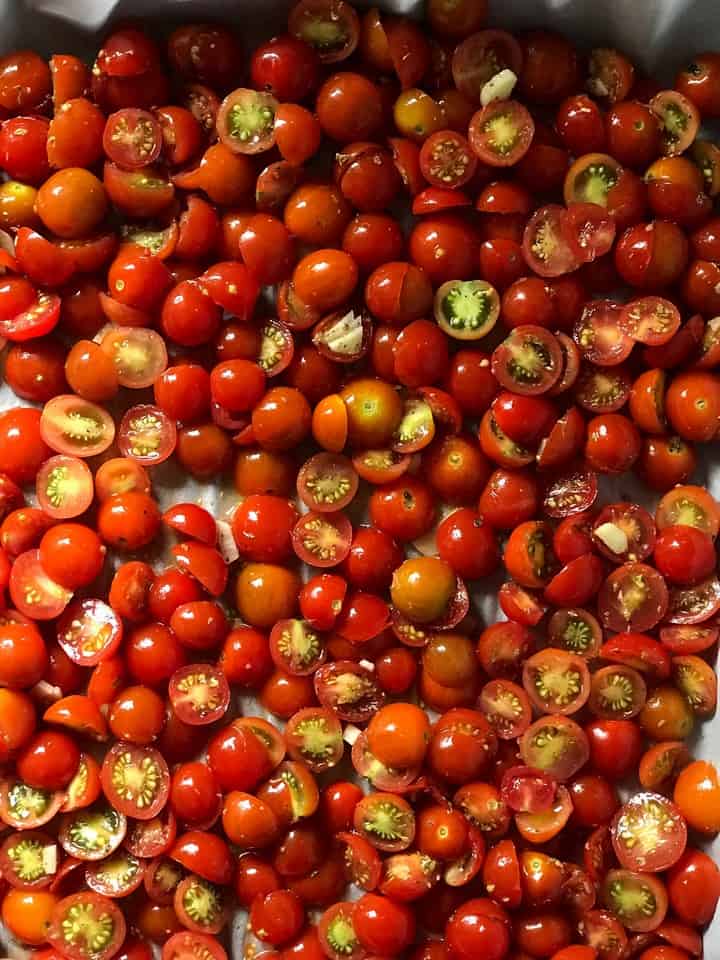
[516,785,574,843]
[611,792,687,872]
[9,549,72,621]
[562,202,616,263]
[523,204,580,278]
[103,109,162,169]
[479,679,532,740]
[619,297,681,346]
[573,299,633,367]
[451,30,523,102]
[520,715,590,780]
[522,648,591,715]
[0,293,61,343]
[36,456,93,520]
[292,512,352,568]
[169,664,231,726]
[598,563,669,632]
[650,90,700,156]
[40,395,115,458]
[468,100,534,167]
[100,327,168,390]
[47,892,126,960]
[492,326,563,395]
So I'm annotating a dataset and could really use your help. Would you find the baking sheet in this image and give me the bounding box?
[0,0,718,955]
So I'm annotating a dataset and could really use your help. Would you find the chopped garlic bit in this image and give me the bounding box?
[42,845,58,875]
[216,519,239,565]
[480,69,518,107]
[594,522,629,555]
[343,724,362,746]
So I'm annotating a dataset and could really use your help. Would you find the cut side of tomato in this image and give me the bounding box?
[100,742,169,820]
[48,892,126,960]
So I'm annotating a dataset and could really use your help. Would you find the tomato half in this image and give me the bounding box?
[36,455,94,520]
[314,660,385,723]
[103,108,162,169]
[292,512,352,568]
[522,648,591,715]
[619,297,681,346]
[57,599,123,666]
[468,100,534,167]
[85,850,145,898]
[0,292,61,343]
[520,715,590,780]
[522,205,580,278]
[100,742,169,820]
[269,619,327,676]
[100,327,168,389]
[297,453,359,513]
[650,90,700,156]
[598,563,669,632]
[491,326,563,395]
[40,395,115,458]
[433,279,499,341]
[168,664,231,726]
[9,549,73,621]
[0,830,58,889]
[573,299,633,367]
[611,792,687,872]
[48,892,126,960]
[163,932,227,960]
[59,805,127,861]
[0,779,66,830]
[118,404,177,467]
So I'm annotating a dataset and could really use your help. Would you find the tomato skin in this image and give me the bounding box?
[445,899,511,960]
[585,414,641,474]
[479,469,540,530]
[353,893,416,955]
[16,730,80,790]
[98,492,161,551]
[208,722,275,794]
[0,622,47,689]
[2,889,59,946]
[232,495,298,564]
[653,525,716,586]
[666,371,720,442]
[317,72,383,143]
[369,477,435,543]
[0,408,51,486]
[674,760,720,833]
[250,33,320,101]
[437,508,499,580]
[38,523,105,591]
[586,719,643,781]
[667,847,720,927]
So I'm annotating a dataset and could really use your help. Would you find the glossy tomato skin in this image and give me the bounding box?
[674,759,720,833]
[437,509,499,580]
[0,408,51,486]
[585,414,641,474]
[445,899,511,960]
[369,477,435,543]
[586,719,644,780]
[667,847,720,926]
[0,623,48,689]
[16,730,79,789]
[654,525,716,585]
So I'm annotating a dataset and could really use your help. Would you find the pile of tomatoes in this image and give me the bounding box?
[0,2,719,960]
